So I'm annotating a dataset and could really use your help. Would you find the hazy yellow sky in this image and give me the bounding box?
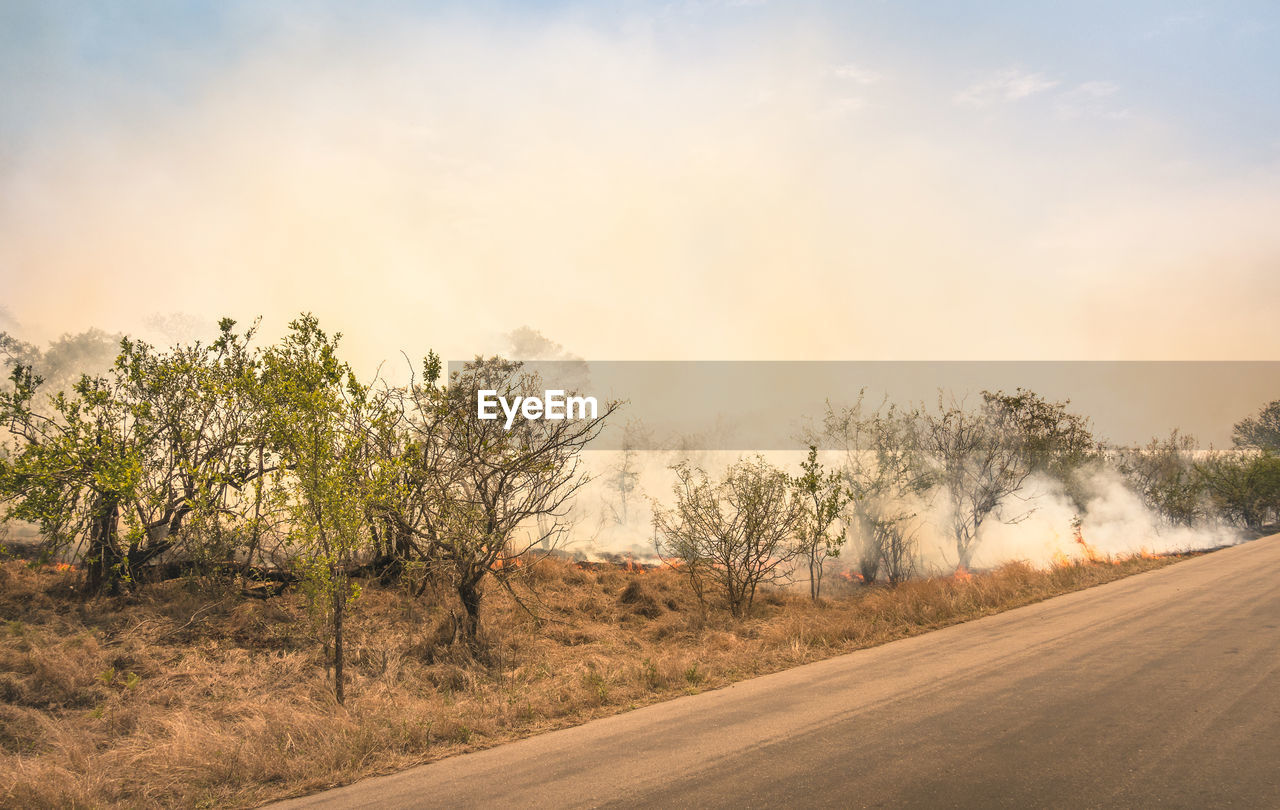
[3,2,1279,370]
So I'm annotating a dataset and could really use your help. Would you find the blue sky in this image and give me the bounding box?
[2,2,1278,362]
[5,1,1276,162]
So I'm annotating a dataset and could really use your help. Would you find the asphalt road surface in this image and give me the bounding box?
[273,534,1280,809]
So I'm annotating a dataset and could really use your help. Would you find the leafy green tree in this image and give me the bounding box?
[981,388,1099,508]
[1112,430,1205,527]
[1233,400,1280,453]
[0,365,141,592]
[1,319,278,593]
[259,315,373,703]
[790,445,849,600]
[114,319,271,573]
[353,376,423,583]
[1198,450,1280,531]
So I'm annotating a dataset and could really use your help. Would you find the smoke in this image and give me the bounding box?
[942,470,1241,573]
[143,312,212,346]
[0,327,123,396]
[569,451,1243,572]
[504,326,581,362]
[3,7,1280,367]
[0,314,214,397]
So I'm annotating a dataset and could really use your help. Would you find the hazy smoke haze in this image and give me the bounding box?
[3,3,1280,370]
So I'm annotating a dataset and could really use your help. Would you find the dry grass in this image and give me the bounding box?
[0,551,1186,809]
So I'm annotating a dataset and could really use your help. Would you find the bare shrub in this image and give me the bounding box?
[823,397,926,584]
[654,457,803,618]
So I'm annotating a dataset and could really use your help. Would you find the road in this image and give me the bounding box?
[273,534,1280,809]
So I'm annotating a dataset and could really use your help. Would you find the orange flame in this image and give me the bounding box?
[1073,524,1102,563]
[623,555,648,574]
[953,565,973,582]
[491,555,523,571]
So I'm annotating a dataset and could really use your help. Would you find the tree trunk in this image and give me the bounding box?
[333,583,346,704]
[393,526,414,561]
[85,494,124,594]
[457,578,482,644]
[378,524,415,583]
[241,445,266,586]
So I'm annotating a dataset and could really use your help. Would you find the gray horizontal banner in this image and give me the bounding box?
[445,361,1280,451]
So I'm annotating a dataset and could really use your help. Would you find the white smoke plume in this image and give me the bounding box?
[932,470,1241,573]
[564,451,1244,573]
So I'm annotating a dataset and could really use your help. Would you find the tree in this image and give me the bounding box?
[113,319,271,575]
[1233,400,1280,453]
[790,446,848,600]
[0,364,141,592]
[0,319,276,593]
[379,356,617,644]
[921,396,1035,571]
[605,419,649,526]
[823,397,927,585]
[981,388,1099,509]
[1198,450,1280,531]
[352,374,422,583]
[1,328,123,395]
[259,315,372,703]
[1112,430,1205,527]
[0,332,38,371]
[654,456,803,618]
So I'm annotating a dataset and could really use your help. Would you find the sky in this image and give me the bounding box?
[2,0,1279,370]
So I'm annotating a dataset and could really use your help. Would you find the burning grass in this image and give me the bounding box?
[0,551,1189,808]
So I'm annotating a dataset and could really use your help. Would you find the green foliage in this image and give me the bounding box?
[581,666,609,703]
[0,362,142,591]
[12,311,1273,715]
[259,314,376,703]
[790,446,849,600]
[2,312,624,698]
[1233,400,1280,453]
[981,388,1099,508]
[0,318,273,592]
[640,658,663,690]
[683,663,705,686]
[1113,430,1205,527]
[116,318,271,572]
[1197,450,1280,531]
